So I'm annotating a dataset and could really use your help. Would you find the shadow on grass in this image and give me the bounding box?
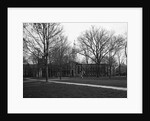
[23,81,127,98]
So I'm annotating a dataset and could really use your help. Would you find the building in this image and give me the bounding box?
[23,61,109,78]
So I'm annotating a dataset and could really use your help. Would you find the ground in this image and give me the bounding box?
[23,77,127,98]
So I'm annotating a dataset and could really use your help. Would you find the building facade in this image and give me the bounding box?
[23,61,109,78]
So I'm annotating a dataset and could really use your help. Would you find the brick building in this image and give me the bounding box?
[23,61,108,78]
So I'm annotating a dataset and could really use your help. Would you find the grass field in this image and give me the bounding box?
[51,77,127,87]
[23,77,127,98]
[24,76,127,87]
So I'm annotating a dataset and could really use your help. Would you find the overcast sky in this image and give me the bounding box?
[61,22,127,46]
[61,23,127,62]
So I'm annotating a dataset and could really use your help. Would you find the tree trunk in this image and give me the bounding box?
[119,64,121,76]
[38,67,40,78]
[59,63,62,80]
[45,56,48,82]
[107,65,108,77]
[126,66,127,77]
[109,65,112,79]
[95,58,101,78]
[59,70,62,80]
[96,63,99,77]
[45,23,49,82]
[38,58,40,78]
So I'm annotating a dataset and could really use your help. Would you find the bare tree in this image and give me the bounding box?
[77,26,125,77]
[77,26,114,77]
[102,54,118,77]
[125,41,127,64]
[49,35,70,79]
[117,52,121,76]
[23,56,29,64]
[116,50,125,76]
[23,23,63,82]
[83,46,90,64]
[123,32,127,65]
[107,35,125,78]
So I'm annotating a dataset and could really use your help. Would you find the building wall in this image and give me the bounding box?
[23,62,108,78]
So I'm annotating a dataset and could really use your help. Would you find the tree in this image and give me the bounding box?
[107,35,125,78]
[125,41,127,64]
[77,26,113,77]
[77,26,125,77]
[116,51,121,76]
[82,46,89,64]
[49,35,71,79]
[23,56,29,64]
[23,23,63,82]
[116,50,126,76]
[102,55,118,77]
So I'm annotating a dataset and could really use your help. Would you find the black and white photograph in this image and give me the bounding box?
[8,8,142,113]
[23,22,127,98]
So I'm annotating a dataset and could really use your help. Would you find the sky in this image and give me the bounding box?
[61,23,127,62]
[24,23,127,63]
[61,22,127,46]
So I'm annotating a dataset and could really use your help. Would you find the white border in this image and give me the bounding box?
[8,8,142,113]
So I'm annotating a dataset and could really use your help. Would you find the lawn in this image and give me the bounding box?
[52,77,127,88]
[24,76,127,87]
[23,77,127,98]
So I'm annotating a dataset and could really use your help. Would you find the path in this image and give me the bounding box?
[23,78,127,91]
